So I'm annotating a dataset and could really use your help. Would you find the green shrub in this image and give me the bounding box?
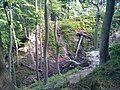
[27,67,80,90]
[109,42,120,59]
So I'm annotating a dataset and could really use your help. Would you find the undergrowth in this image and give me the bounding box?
[23,43,120,90]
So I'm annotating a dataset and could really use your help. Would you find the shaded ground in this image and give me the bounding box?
[15,30,120,88]
[15,30,92,87]
[67,51,99,84]
[15,50,99,87]
[24,50,100,90]
[66,42,120,90]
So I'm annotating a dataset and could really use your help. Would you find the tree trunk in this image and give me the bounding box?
[4,2,16,84]
[39,28,43,70]
[35,0,39,81]
[44,0,49,85]
[13,29,19,68]
[54,16,60,74]
[10,5,17,85]
[90,0,100,50]
[0,31,16,90]
[8,5,13,81]
[39,0,43,70]
[35,25,39,80]
[94,6,99,50]
[100,0,115,64]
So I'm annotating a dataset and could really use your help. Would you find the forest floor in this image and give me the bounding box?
[23,50,100,90]
[16,30,120,89]
[67,51,99,84]
[16,50,100,89]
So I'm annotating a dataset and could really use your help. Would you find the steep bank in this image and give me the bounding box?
[26,42,120,90]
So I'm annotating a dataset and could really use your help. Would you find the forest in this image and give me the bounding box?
[0,0,120,90]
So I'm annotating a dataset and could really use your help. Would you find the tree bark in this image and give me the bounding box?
[35,25,39,80]
[0,32,16,90]
[94,5,99,50]
[39,28,43,70]
[100,0,115,64]
[90,0,100,50]
[54,16,60,74]
[44,0,49,85]
[35,0,39,81]
[13,29,19,67]
[8,4,14,81]
[39,0,43,71]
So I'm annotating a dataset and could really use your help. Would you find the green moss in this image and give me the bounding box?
[78,59,120,89]
[48,17,95,55]
[26,67,80,90]
[109,42,120,59]
[27,74,69,90]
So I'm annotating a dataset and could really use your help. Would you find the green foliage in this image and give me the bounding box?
[47,15,95,55]
[59,16,95,52]
[73,65,119,90]
[109,42,120,59]
[27,67,80,90]
[111,2,120,31]
[0,0,41,52]
[49,0,62,16]
[28,74,68,90]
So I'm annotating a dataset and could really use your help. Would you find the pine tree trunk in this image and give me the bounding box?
[100,0,115,64]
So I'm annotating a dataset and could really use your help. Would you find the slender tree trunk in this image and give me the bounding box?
[0,31,17,90]
[54,16,60,74]
[3,2,17,88]
[35,0,39,81]
[11,57,16,85]
[13,29,19,67]
[35,25,39,80]
[10,5,17,85]
[90,0,100,50]
[44,0,49,84]
[8,6,13,81]
[39,27,43,70]
[100,0,115,64]
[39,0,43,70]
[94,7,99,50]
